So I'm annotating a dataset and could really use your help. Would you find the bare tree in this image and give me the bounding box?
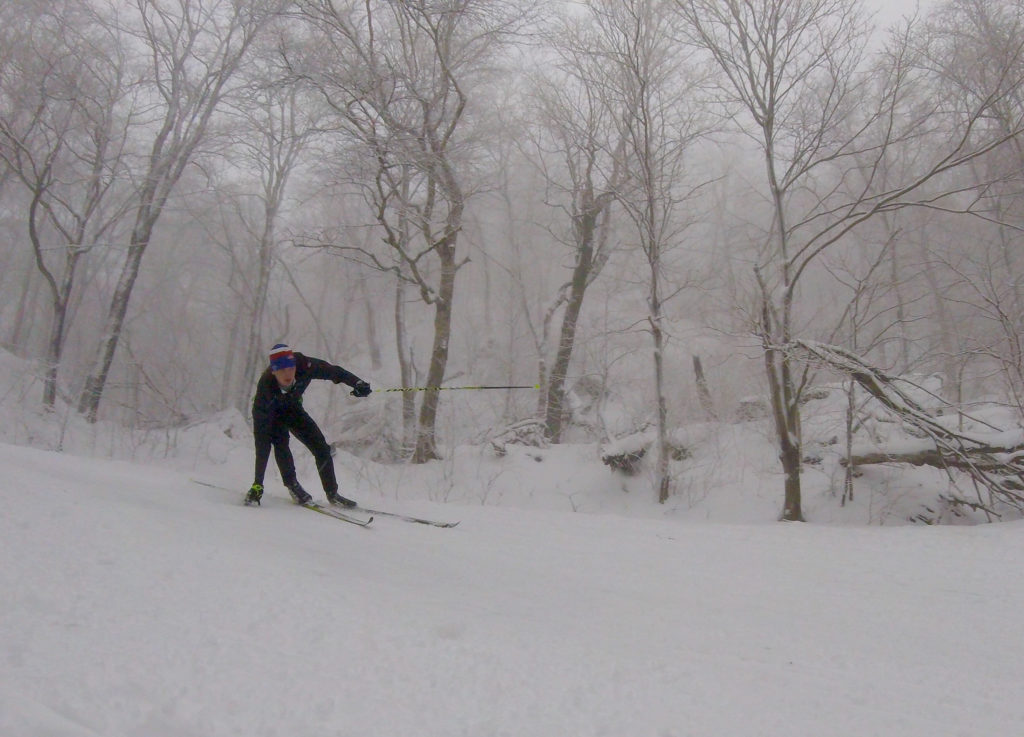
[675,0,1024,520]
[187,75,319,413]
[922,0,1024,411]
[523,8,629,443]
[295,0,538,462]
[0,1,134,409]
[76,0,278,422]
[819,231,901,505]
[229,78,320,411]
[585,0,708,502]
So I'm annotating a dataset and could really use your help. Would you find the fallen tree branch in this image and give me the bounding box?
[788,340,1024,512]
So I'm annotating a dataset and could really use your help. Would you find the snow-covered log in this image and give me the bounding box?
[845,447,1024,490]
[600,430,652,475]
[488,419,549,457]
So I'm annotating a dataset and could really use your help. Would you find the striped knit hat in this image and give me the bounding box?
[269,343,296,371]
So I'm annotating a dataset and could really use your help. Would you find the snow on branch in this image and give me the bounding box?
[788,340,1024,515]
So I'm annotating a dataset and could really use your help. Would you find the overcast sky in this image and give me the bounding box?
[865,0,936,31]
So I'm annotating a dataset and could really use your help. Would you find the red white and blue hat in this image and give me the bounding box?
[269,343,296,371]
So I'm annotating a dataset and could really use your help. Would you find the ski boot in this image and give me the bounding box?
[326,488,357,508]
[286,481,312,505]
[244,483,263,506]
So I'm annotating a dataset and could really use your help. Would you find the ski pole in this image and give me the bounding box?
[376,384,540,393]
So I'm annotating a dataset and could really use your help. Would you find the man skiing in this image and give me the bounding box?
[245,343,372,507]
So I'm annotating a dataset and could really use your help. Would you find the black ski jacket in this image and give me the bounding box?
[251,352,362,431]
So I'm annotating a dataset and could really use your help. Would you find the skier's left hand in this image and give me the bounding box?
[351,380,372,398]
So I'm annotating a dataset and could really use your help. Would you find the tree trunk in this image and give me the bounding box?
[779,427,803,521]
[78,233,148,422]
[395,271,416,455]
[918,229,959,402]
[652,310,670,504]
[412,242,457,463]
[237,217,276,411]
[544,267,590,442]
[545,210,597,442]
[222,285,247,413]
[9,258,40,351]
[360,273,382,370]
[763,319,804,521]
[842,379,855,506]
[42,251,82,409]
[27,188,85,410]
[693,354,716,421]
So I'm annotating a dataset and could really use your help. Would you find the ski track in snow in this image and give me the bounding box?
[3,442,1024,736]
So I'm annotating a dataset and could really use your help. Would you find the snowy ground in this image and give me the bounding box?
[4,440,1024,737]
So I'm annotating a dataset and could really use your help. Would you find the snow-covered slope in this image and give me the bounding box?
[3,441,1024,737]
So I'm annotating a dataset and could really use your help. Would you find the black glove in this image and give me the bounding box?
[351,380,371,398]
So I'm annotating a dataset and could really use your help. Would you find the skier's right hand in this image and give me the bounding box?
[351,380,371,398]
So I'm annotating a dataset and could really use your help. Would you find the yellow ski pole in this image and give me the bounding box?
[376,384,540,393]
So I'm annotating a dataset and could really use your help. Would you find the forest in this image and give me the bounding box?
[2,0,1022,522]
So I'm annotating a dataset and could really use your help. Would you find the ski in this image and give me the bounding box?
[192,479,372,527]
[193,479,231,492]
[193,479,449,527]
[351,506,459,528]
[302,501,373,527]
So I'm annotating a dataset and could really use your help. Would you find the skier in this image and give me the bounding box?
[245,343,372,507]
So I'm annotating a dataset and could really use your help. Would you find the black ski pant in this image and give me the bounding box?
[254,408,337,494]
